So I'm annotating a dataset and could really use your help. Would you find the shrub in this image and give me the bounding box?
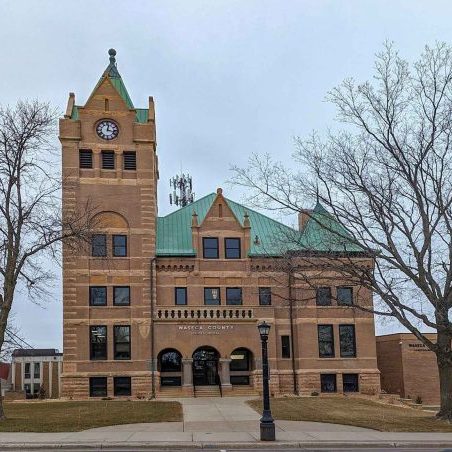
[311,391,319,396]
[415,395,423,405]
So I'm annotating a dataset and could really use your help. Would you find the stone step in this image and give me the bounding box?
[194,386,221,397]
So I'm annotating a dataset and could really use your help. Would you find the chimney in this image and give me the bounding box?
[298,209,313,231]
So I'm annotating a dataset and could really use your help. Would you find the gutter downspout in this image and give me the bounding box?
[150,256,156,399]
[289,269,298,395]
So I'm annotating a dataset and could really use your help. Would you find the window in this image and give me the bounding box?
[204,287,220,305]
[316,287,332,306]
[90,286,107,306]
[230,348,251,371]
[159,349,182,372]
[259,287,272,306]
[114,377,131,396]
[24,363,30,379]
[89,377,107,397]
[281,335,291,358]
[34,362,40,379]
[90,326,107,360]
[114,325,131,360]
[92,234,107,257]
[226,287,242,305]
[101,150,115,169]
[343,373,359,392]
[175,287,187,305]
[79,150,93,168]
[318,325,335,358]
[203,237,219,259]
[339,324,356,358]
[123,152,136,170]
[113,235,127,257]
[114,286,130,306]
[337,287,353,306]
[24,383,31,394]
[225,238,241,259]
[33,383,41,395]
[321,374,337,392]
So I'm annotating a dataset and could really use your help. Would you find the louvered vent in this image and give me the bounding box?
[123,152,136,170]
[79,150,93,169]
[102,151,115,169]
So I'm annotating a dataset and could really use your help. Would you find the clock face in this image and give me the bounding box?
[96,120,119,140]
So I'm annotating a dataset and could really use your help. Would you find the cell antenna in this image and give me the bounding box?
[169,173,195,208]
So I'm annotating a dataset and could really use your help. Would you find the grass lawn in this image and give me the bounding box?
[0,400,182,432]
[248,397,452,432]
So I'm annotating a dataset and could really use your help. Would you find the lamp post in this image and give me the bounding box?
[257,321,275,441]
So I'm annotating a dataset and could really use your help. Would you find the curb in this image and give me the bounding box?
[1,441,452,449]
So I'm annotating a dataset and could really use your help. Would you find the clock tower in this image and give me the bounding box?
[59,49,158,398]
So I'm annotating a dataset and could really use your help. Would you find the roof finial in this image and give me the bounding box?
[108,48,117,64]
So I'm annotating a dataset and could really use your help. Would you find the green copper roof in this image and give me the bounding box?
[156,193,360,257]
[300,203,363,252]
[70,49,148,124]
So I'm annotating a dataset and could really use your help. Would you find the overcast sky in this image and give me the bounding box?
[1,0,449,349]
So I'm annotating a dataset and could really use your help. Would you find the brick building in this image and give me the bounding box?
[376,333,439,404]
[59,49,380,399]
[11,349,62,398]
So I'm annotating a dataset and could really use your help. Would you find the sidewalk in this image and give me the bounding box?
[0,397,451,449]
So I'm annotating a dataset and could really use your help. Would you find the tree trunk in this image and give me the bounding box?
[0,378,5,421]
[436,357,452,422]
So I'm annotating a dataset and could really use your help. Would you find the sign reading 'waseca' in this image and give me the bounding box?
[178,324,235,335]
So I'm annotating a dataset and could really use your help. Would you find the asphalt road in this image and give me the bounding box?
[17,448,452,452]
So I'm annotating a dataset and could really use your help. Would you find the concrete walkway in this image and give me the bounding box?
[0,397,452,449]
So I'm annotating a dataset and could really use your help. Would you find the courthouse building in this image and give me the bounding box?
[59,50,380,399]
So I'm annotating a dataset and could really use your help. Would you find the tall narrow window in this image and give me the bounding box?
[259,287,272,306]
[92,234,107,257]
[225,238,241,259]
[90,286,107,306]
[318,325,335,358]
[204,287,220,305]
[101,150,115,169]
[316,287,332,306]
[113,286,130,306]
[321,374,337,392]
[281,335,291,358]
[114,377,131,396]
[114,325,131,360]
[339,324,357,357]
[226,287,242,305]
[34,362,40,379]
[203,237,219,259]
[337,287,353,306]
[90,377,107,397]
[123,151,136,170]
[79,150,93,168]
[24,363,30,379]
[90,326,107,360]
[175,287,187,305]
[113,235,127,257]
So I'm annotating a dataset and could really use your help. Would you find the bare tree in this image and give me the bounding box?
[232,42,452,421]
[0,100,93,420]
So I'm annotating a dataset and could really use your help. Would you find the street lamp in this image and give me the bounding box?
[257,321,275,441]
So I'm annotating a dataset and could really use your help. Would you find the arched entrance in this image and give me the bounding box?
[230,347,253,385]
[192,346,220,386]
[158,348,182,386]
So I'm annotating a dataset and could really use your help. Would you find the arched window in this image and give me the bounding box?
[230,348,252,371]
[158,349,182,372]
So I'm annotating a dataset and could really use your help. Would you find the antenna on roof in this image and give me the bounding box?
[169,173,195,208]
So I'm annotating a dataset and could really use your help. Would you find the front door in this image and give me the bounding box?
[192,347,219,386]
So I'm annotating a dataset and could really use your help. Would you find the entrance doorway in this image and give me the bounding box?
[192,346,219,386]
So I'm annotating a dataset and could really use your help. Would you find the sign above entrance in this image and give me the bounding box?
[178,324,235,335]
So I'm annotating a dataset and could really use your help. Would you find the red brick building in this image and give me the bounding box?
[376,333,439,404]
[59,49,381,399]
